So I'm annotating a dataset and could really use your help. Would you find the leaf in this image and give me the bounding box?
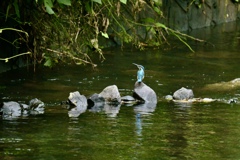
[57,0,71,6]
[44,58,52,67]
[44,0,53,7]
[45,5,55,14]
[153,7,161,15]
[44,0,54,14]
[5,59,8,63]
[5,4,11,21]
[76,62,82,65]
[101,31,109,39]
[92,0,102,4]
[143,18,155,24]
[155,22,167,29]
[120,0,127,4]
[13,0,20,18]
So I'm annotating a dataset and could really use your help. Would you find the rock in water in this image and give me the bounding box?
[0,98,45,119]
[133,82,157,104]
[1,101,22,119]
[29,98,45,114]
[68,91,88,118]
[99,85,121,104]
[87,93,105,108]
[121,95,136,105]
[173,87,194,100]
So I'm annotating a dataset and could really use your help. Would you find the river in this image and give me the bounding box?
[0,21,240,160]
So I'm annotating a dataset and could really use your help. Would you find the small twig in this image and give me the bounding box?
[0,28,29,37]
[0,52,31,62]
[46,48,97,66]
[160,30,170,45]
[75,28,80,42]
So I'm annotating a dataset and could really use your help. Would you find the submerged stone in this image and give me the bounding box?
[165,95,173,101]
[121,95,135,102]
[121,96,137,106]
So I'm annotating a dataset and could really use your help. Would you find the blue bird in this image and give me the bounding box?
[133,63,145,83]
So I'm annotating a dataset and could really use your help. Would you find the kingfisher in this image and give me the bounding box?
[133,63,145,83]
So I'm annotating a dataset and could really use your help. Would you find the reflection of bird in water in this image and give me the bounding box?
[135,113,142,136]
[133,63,144,83]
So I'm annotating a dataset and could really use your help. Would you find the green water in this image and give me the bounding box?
[0,21,240,160]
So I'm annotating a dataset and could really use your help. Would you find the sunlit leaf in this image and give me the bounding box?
[57,0,71,6]
[101,31,109,39]
[155,22,166,29]
[44,0,55,14]
[5,59,8,63]
[44,56,52,67]
[76,62,82,65]
[45,5,55,14]
[120,0,127,4]
[92,0,102,4]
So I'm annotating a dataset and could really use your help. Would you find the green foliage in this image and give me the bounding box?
[42,0,71,14]
[1,0,200,68]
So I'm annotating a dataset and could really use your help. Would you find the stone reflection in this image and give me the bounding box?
[173,101,193,108]
[89,103,121,118]
[103,104,121,118]
[133,103,156,115]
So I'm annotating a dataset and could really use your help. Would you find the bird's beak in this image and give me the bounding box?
[133,63,139,67]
